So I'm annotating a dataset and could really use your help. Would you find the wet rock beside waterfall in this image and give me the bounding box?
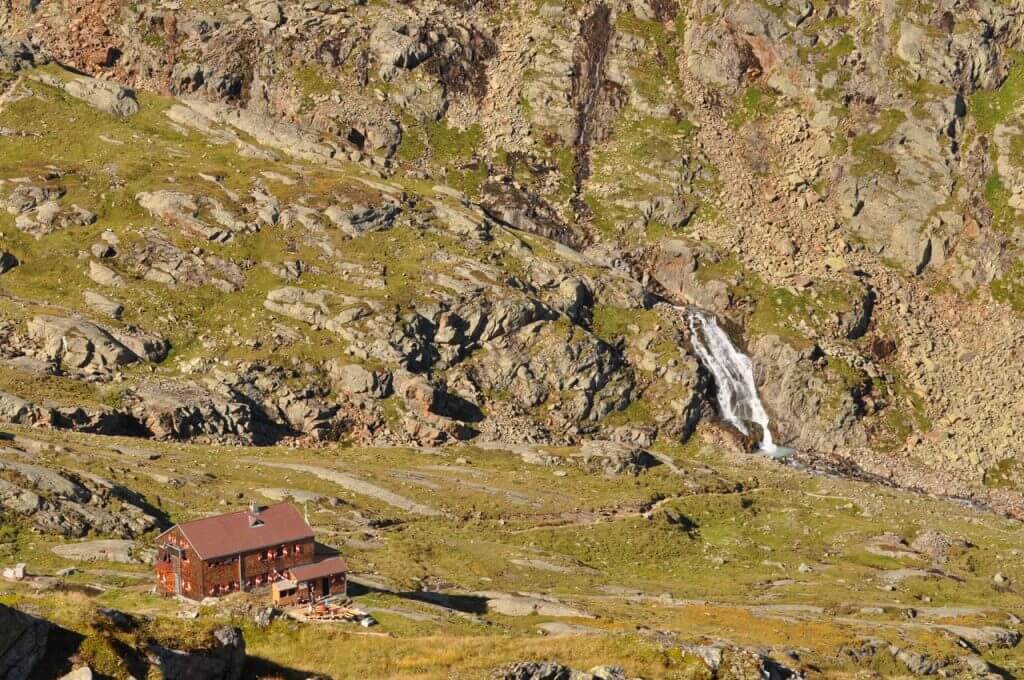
[749,334,868,452]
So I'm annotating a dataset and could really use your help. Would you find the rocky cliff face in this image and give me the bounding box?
[0,604,49,680]
[1,0,1023,510]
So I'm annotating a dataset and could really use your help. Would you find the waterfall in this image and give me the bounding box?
[685,307,783,455]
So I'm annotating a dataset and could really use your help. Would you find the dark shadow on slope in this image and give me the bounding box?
[29,622,85,680]
[246,657,332,680]
[347,579,489,615]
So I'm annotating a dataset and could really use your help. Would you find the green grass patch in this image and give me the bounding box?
[293,65,337,109]
[990,258,1024,314]
[586,111,698,242]
[983,172,1020,235]
[730,86,778,128]
[740,277,859,345]
[983,457,1024,490]
[969,57,1024,134]
[849,109,906,177]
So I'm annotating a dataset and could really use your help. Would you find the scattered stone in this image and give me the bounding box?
[89,260,124,288]
[492,662,632,680]
[253,607,275,629]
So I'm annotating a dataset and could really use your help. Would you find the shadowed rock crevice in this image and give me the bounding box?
[570,2,623,221]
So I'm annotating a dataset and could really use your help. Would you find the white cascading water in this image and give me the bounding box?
[685,307,783,455]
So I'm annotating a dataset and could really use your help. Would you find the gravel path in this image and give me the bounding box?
[243,459,444,517]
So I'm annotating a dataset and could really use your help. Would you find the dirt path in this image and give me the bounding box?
[508,487,759,534]
[242,459,445,517]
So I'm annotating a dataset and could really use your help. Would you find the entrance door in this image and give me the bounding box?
[322,577,330,597]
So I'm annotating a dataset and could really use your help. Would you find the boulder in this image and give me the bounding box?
[651,242,732,314]
[147,626,246,680]
[83,291,124,320]
[684,19,749,93]
[33,73,139,117]
[431,200,492,240]
[328,362,392,398]
[264,287,374,332]
[1,563,26,581]
[111,326,170,363]
[124,380,254,441]
[27,315,140,372]
[0,391,36,424]
[130,231,245,290]
[3,184,63,214]
[169,62,245,101]
[89,260,124,288]
[64,77,140,117]
[369,21,430,73]
[0,604,50,680]
[0,39,44,73]
[0,251,18,274]
[136,191,249,242]
[574,440,657,476]
[247,0,283,28]
[323,202,400,237]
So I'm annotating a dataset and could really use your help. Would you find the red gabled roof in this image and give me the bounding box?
[159,503,314,560]
[289,556,348,582]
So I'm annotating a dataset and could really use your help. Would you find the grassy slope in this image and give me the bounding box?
[2,426,1022,678]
